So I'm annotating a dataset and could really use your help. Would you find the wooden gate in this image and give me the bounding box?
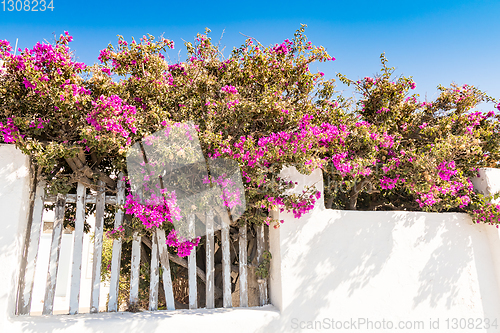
[16,174,268,315]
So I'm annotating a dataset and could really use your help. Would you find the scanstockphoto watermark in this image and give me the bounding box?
[290,317,499,330]
[291,318,425,331]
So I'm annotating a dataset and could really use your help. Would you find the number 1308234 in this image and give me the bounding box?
[2,0,54,11]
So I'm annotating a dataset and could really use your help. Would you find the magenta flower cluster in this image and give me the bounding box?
[0,118,20,143]
[123,189,180,229]
[380,175,404,190]
[220,85,238,95]
[166,229,200,257]
[437,161,457,181]
[0,39,12,57]
[414,160,473,209]
[106,225,125,240]
[7,39,85,76]
[29,118,50,129]
[263,188,321,221]
[87,95,138,146]
[473,203,500,228]
[271,39,292,55]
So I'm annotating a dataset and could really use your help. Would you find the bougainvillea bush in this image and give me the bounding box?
[0,26,341,257]
[0,26,499,264]
[330,54,500,227]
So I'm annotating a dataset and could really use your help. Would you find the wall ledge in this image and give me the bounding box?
[4,305,281,332]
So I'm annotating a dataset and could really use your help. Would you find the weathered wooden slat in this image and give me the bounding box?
[69,182,86,315]
[129,232,141,308]
[108,174,125,312]
[42,194,66,315]
[130,183,143,309]
[17,181,45,315]
[188,214,197,309]
[149,230,159,311]
[45,193,116,205]
[221,213,232,308]
[257,224,268,306]
[107,240,122,311]
[90,181,105,313]
[239,224,248,307]
[205,210,215,309]
[156,229,175,310]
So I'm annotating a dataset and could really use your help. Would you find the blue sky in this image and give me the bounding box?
[1,0,499,110]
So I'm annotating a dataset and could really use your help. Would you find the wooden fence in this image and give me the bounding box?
[16,174,268,315]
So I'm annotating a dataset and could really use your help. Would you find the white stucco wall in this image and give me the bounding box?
[1,146,500,333]
[471,168,500,199]
[0,144,32,323]
[267,167,500,332]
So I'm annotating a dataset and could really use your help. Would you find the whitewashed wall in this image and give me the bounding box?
[0,144,32,322]
[2,145,500,333]
[267,167,500,332]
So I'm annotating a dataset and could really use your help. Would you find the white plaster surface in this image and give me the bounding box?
[267,166,500,332]
[0,145,32,323]
[4,306,281,332]
[471,168,500,197]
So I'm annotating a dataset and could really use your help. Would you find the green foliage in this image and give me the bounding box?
[256,250,272,279]
[326,53,500,224]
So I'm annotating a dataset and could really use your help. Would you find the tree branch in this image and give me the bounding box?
[140,236,223,299]
[349,176,373,210]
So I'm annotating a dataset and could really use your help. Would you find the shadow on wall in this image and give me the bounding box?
[263,209,399,333]
[470,222,500,326]
[14,311,166,333]
[409,213,472,309]
[14,307,241,333]
[258,167,500,333]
